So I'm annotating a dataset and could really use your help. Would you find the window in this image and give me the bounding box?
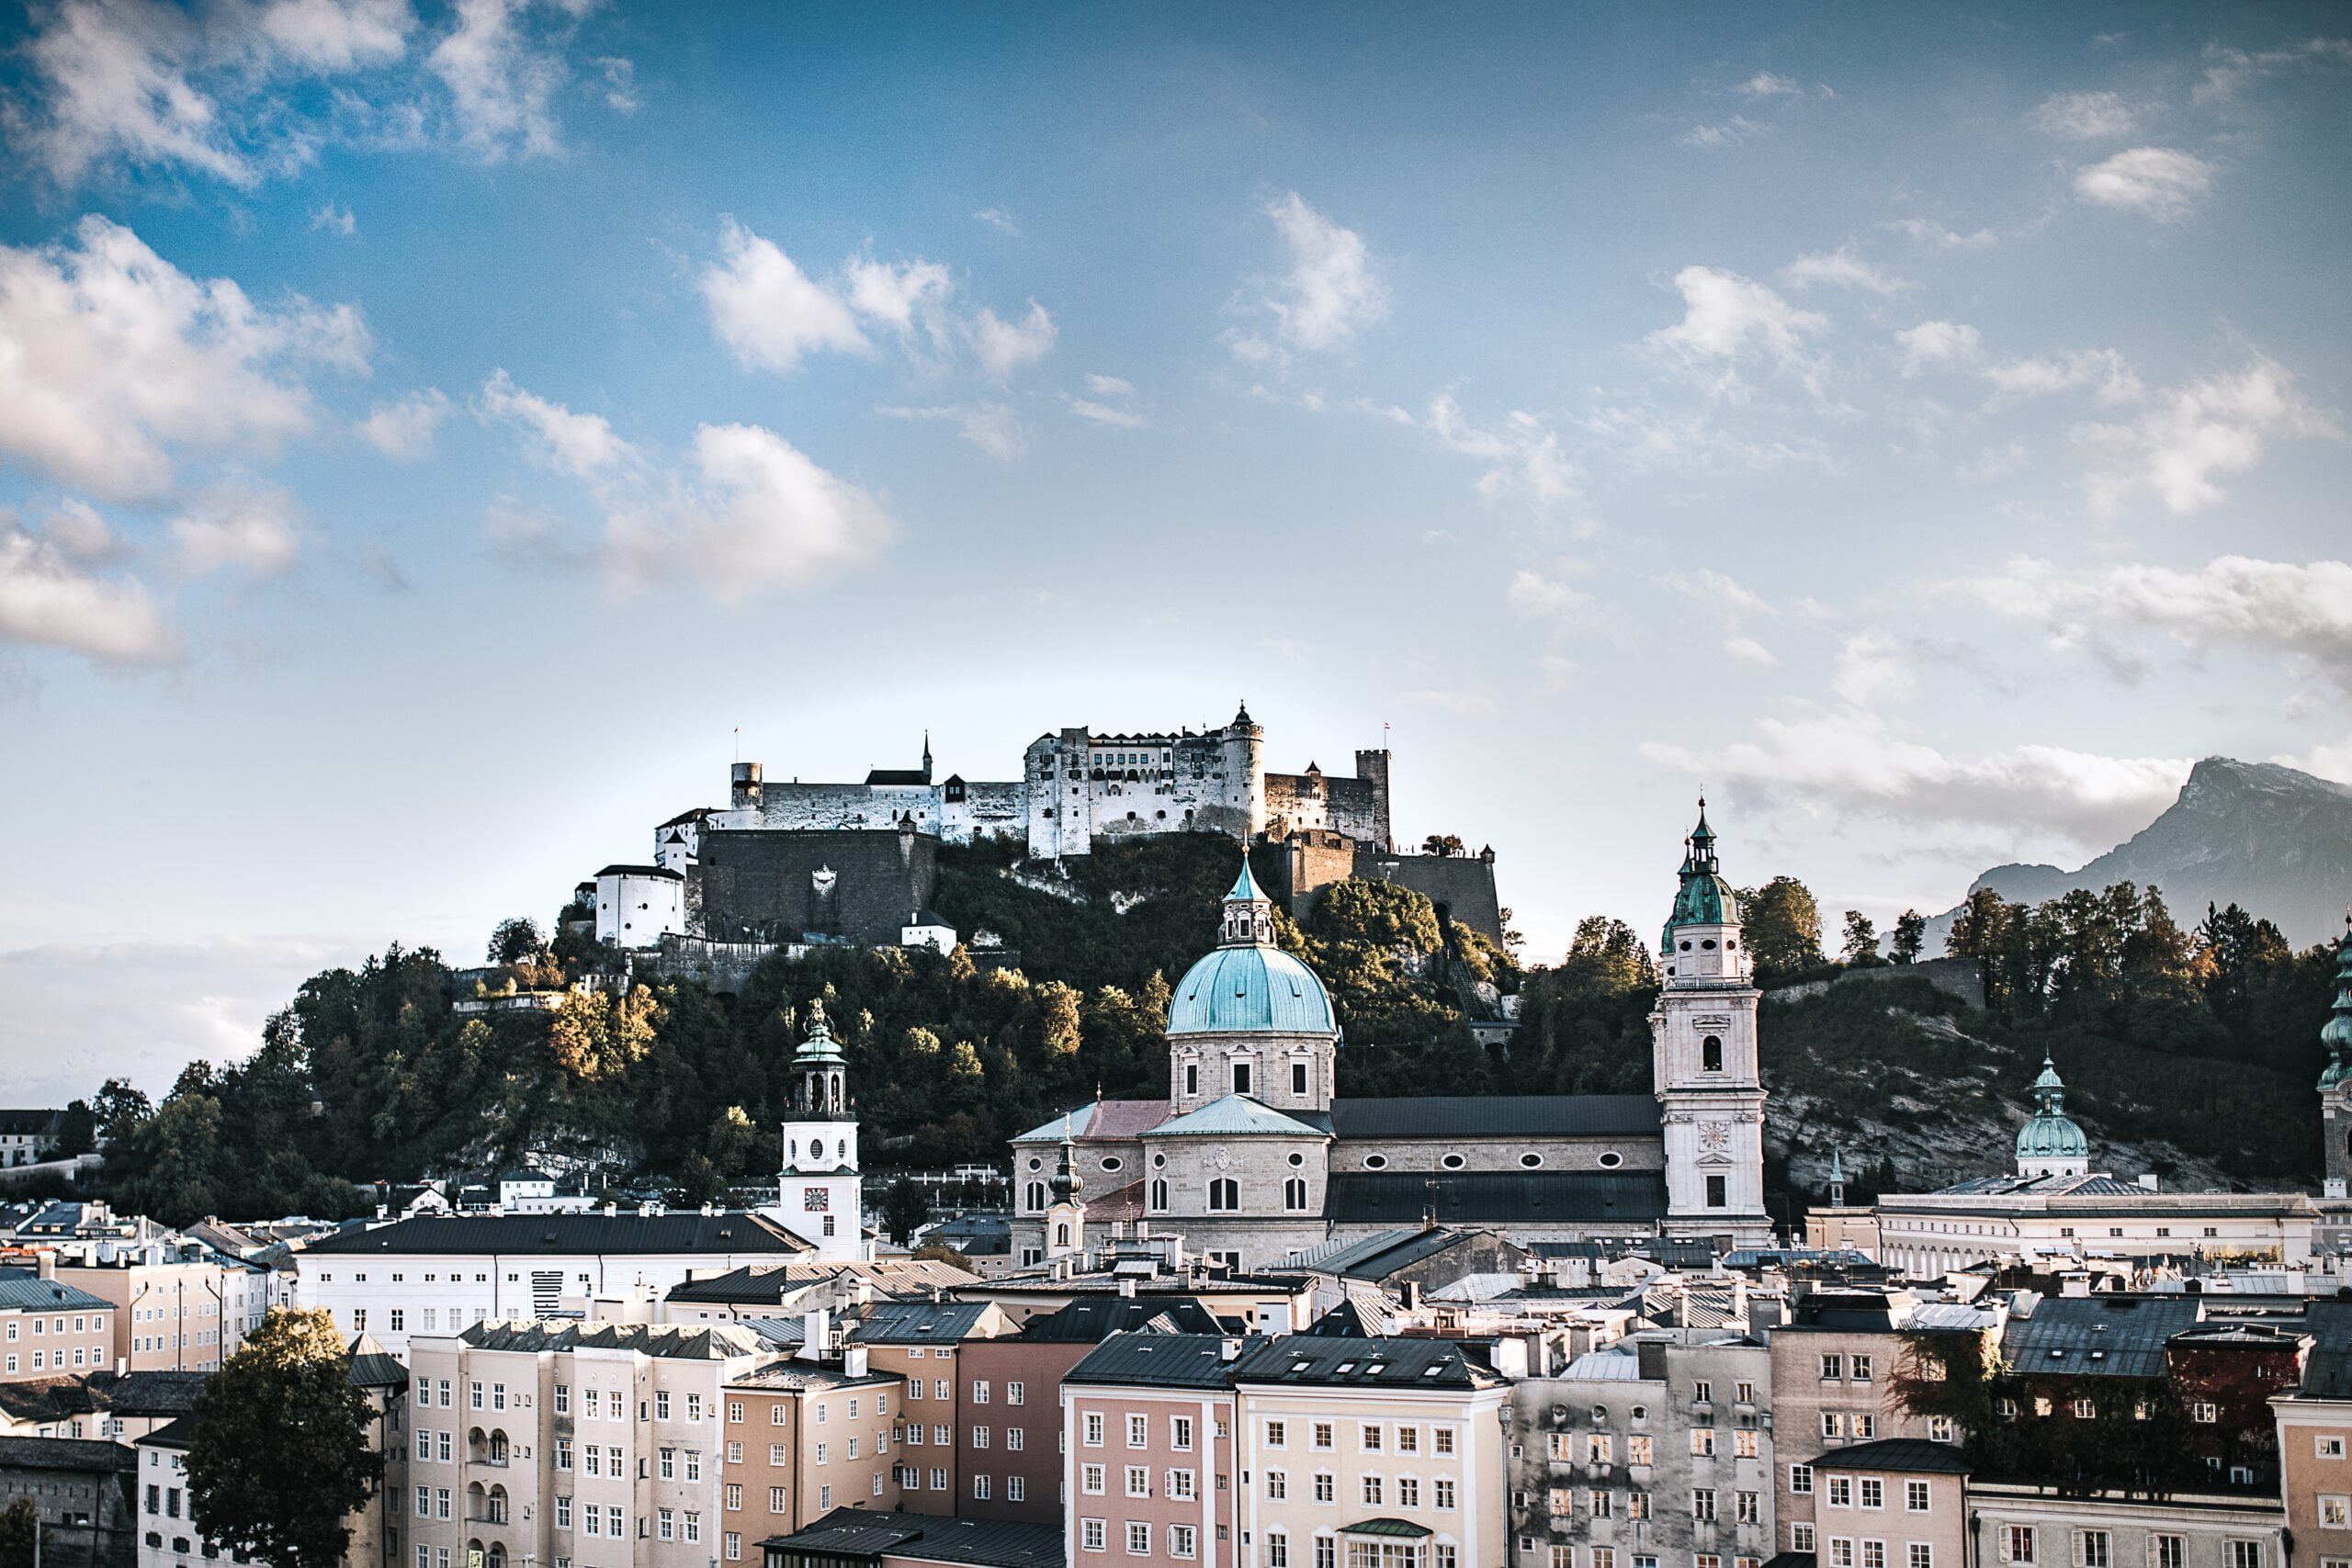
[1588,1434,1613,1465]
[1081,1519,1107,1554]
[1909,1550,1933,1568]
[1083,1465,1106,1495]
[1284,1177,1309,1210]
[1085,1413,1105,1447]
[1928,1416,1955,1443]
[2321,1435,2348,1459]
[2324,1497,2352,1527]
[1008,1477,1025,1501]
[1127,1522,1151,1557]
[1008,1427,1024,1450]
[2006,1527,2036,1565]
[1626,1435,1652,1466]
[1434,1478,1455,1508]
[1268,1534,1289,1568]
[1819,1353,1844,1378]
[1851,1355,1872,1382]
[1127,1414,1148,1448]
[1735,1429,1759,1459]
[1172,1416,1194,1450]
[1208,1178,1238,1211]
[1792,1528,1817,1555]
[1855,1415,1877,1439]
[2151,1540,2184,1568]
[1315,1472,1335,1503]
[1690,1427,1715,1457]
[725,1535,741,1562]
[769,1487,786,1514]
[1293,1061,1309,1096]
[1694,1380,1713,1404]
[1707,1174,1727,1207]
[1170,1525,1196,1560]
[1822,1412,1845,1439]
[1860,1478,1883,1509]
[1826,1476,1852,1508]
[1905,1480,1930,1511]
[1692,1488,1715,1521]
[1125,1465,1150,1497]
[2227,1547,2262,1568]
[1315,1423,1335,1450]
[1737,1491,1759,1524]
[2078,1533,2110,1568]
[1434,1427,1454,1456]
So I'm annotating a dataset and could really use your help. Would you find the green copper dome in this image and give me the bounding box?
[1661,800,1743,952]
[792,998,849,1068]
[2017,1053,2090,1162]
[2318,919,2352,1088]
[1167,855,1337,1037]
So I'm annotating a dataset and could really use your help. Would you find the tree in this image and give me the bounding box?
[1421,834,1464,857]
[1840,911,1880,966]
[52,1100,96,1157]
[0,1496,34,1568]
[1740,876,1825,974]
[91,1077,153,1142]
[487,917,545,964]
[882,1177,932,1247]
[1556,917,1657,997]
[188,1309,383,1568]
[1890,909,1927,965]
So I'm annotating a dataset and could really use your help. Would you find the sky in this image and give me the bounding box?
[0,1,2347,1102]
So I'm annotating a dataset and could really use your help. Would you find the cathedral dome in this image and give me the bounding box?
[2016,1054,2089,1163]
[1167,943,1337,1036]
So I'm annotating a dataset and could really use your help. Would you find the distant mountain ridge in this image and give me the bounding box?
[1936,757,2352,950]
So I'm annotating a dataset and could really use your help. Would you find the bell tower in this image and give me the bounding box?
[1044,1118,1087,1261]
[2319,918,2352,1200]
[775,999,865,1261]
[1650,801,1773,1247]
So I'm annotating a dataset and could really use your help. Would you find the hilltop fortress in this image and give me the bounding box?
[586,705,1501,961]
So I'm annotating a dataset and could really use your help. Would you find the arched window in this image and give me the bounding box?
[1054,1223,1070,1247]
[1702,1035,1724,1074]
[1024,1182,1046,1212]
[1207,1179,1239,1213]
[1283,1179,1308,1212]
[1149,1180,1169,1212]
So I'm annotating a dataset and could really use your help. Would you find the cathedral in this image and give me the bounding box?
[1005,806,1775,1271]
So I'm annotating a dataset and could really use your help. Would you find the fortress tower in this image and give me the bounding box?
[1650,802,1773,1247]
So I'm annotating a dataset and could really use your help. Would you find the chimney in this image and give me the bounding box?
[1220,1338,1241,1362]
[35,1252,54,1281]
[1119,1279,1136,1299]
[843,1346,869,1378]
[799,1307,831,1361]
[1400,1281,1422,1311]
[2139,1174,2159,1192]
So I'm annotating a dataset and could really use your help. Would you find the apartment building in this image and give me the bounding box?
[1064,1333,1244,1568]
[1802,1440,1968,1568]
[2271,1300,2352,1563]
[300,1212,812,1357]
[405,1320,781,1568]
[849,1300,1015,1517]
[1507,1329,1774,1568]
[718,1332,902,1559]
[51,1243,272,1373]
[1231,1335,1511,1568]
[0,1265,112,1382]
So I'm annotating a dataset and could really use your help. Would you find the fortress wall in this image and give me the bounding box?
[693,828,937,945]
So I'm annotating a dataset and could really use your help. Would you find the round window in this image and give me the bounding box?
[1630,1404,1647,1421]
[1288,1153,1306,1167]
[1521,1153,1543,1168]
[1666,965,1677,976]
[1152,1153,1166,1168]
[1702,939,1717,950]
[1027,1157,1042,1171]
[1725,938,1737,949]
[1598,1152,1623,1169]
[1679,941,1692,952]
[1442,1154,1465,1170]
[1100,1156,1123,1172]
[1590,1404,1607,1423]
[1363,1154,1388,1170]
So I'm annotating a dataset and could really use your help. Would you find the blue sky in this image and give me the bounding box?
[1,1,2347,1100]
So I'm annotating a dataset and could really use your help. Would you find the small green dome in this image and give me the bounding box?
[2017,1053,2089,1162]
[1661,800,1743,951]
[792,998,848,1068]
[2319,920,2352,1086]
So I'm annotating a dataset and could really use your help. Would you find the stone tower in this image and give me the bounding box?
[2320,918,2352,1199]
[2015,1054,2090,1179]
[775,999,865,1261]
[1650,802,1773,1246]
[1218,702,1267,837]
[1044,1117,1086,1260]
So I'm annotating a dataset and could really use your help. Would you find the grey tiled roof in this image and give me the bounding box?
[1066,1332,1254,1389]
[301,1211,808,1257]
[2000,1294,2204,1379]
[1016,1297,1227,1342]
[1231,1334,1505,1390]
[457,1319,774,1359]
[0,1269,112,1313]
[850,1301,997,1345]
[0,1436,136,1472]
[1324,1170,1668,1226]
[1812,1438,1973,1473]
[762,1507,1063,1568]
[1329,1094,1661,1139]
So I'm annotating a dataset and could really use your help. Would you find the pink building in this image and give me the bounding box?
[1062,1333,1246,1567]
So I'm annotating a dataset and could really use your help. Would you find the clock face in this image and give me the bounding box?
[1699,1121,1733,1156]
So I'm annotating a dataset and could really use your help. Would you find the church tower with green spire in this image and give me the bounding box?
[773,998,867,1261]
[2319,917,2352,1200]
[1650,800,1773,1247]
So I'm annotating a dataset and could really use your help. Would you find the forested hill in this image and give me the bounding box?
[35,833,2343,1231]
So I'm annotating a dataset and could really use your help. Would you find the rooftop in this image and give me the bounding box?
[1812,1438,1973,1475]
[0,1269,112,1314]
[301,1211,809,1258]
[455,1319,776,1359]
[1324,1170,1668,1226]
[0,1435,138,1472]
[1231,1334,1505,1391]
[2000,1294,2205,1379]
[850,1301,1000,1345]
[1329,1094,1661,1140]
[761,1507,1063,1568]
[1066,1332,1255,1389]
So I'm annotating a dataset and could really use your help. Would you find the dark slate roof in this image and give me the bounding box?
[107,1371,209,1418]
[1305,1228,1481,1280]
[1324,1170,1668,1226]
[0,1111,61,1137]
[1329,1094,1660,1139]
[1813,1438,1973,1474]
[1065,1333,1253,1389]
[141,1416,196,1451]
[2001,1294,2204,1380]
[0,1436,137,1473]
[0,1269,112,1313]
[347,1334,408,1390]
[458,1320,773,1359]
[1017,1297,1227,1343]
[300,1211,809,1257]
[595,863,684,879]
[763,1506,1063,1568]
[2300,1300,2352,1398]
[851,1302,997,1345]
[1304,1301,1383,1338]
[1231,1335,1504,1391]
[0,1374,110,1426]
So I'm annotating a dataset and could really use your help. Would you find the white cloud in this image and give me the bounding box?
[1970,553,2352,694]
[0,216,368,501]
[1239,192,1388,358]
[1505,569,1588,617]
[2033,89,2139,139]
[604,423,891,602]
[2074,357,2335,515]
[1067,398,1145,431]
[1894,320,1983,376]
[842,256,955,339]
[170,485,300,575]
[877,402,1027,460]
[429,0,600,163]
[1646,265,1827,384]
[478,368,635,477]
[590,53,636,111]
[1681,115,1766,148]
[1984,348,2143,406]
[0,511,175,664]
[973,208,1022,237]
[356,388,451,458]
[1642,710,2189,849]
[2278,736,2352,786]
[1883,218,1997,249]
[1425,397,1577,513]
[2195,38,2352,104]
[1538,654,1578,690]
[1956,440,2030,483]
[6,0,413,186]
[1832,630,1915,706]
[1739,72,1804,98]
[1085,374,1134,398]
[1724,636,1778,668]
[967,301,1057,378]
[2074,147,2215,222]
[1781,247,1905,296]
[1668,568,1773,616]
[310,201,356,234]
[698,220,868,374]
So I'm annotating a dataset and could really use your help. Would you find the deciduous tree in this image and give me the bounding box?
[188,1309,383,1568]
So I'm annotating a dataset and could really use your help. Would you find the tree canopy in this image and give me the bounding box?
[188,1309,384,1568]
[1740,875,1825,974]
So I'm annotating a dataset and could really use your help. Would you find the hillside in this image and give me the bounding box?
[1930,757,2352,951]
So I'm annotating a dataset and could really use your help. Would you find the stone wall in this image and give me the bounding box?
[692,828,937,946]
[1274,835,1505,942]
[1767,954,1986,1011]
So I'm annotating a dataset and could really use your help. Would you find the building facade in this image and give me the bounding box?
[1062,1334,1242,1568]
[0,1266,112,1383]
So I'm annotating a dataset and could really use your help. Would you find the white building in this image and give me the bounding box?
[295,1211,814,1358]
[774,1002,868,1264]
[595,863,685,950]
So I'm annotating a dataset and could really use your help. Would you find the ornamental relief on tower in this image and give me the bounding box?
[1697,1120,1735,1161]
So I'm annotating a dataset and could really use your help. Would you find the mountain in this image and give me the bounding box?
[1935,757,2352,950]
